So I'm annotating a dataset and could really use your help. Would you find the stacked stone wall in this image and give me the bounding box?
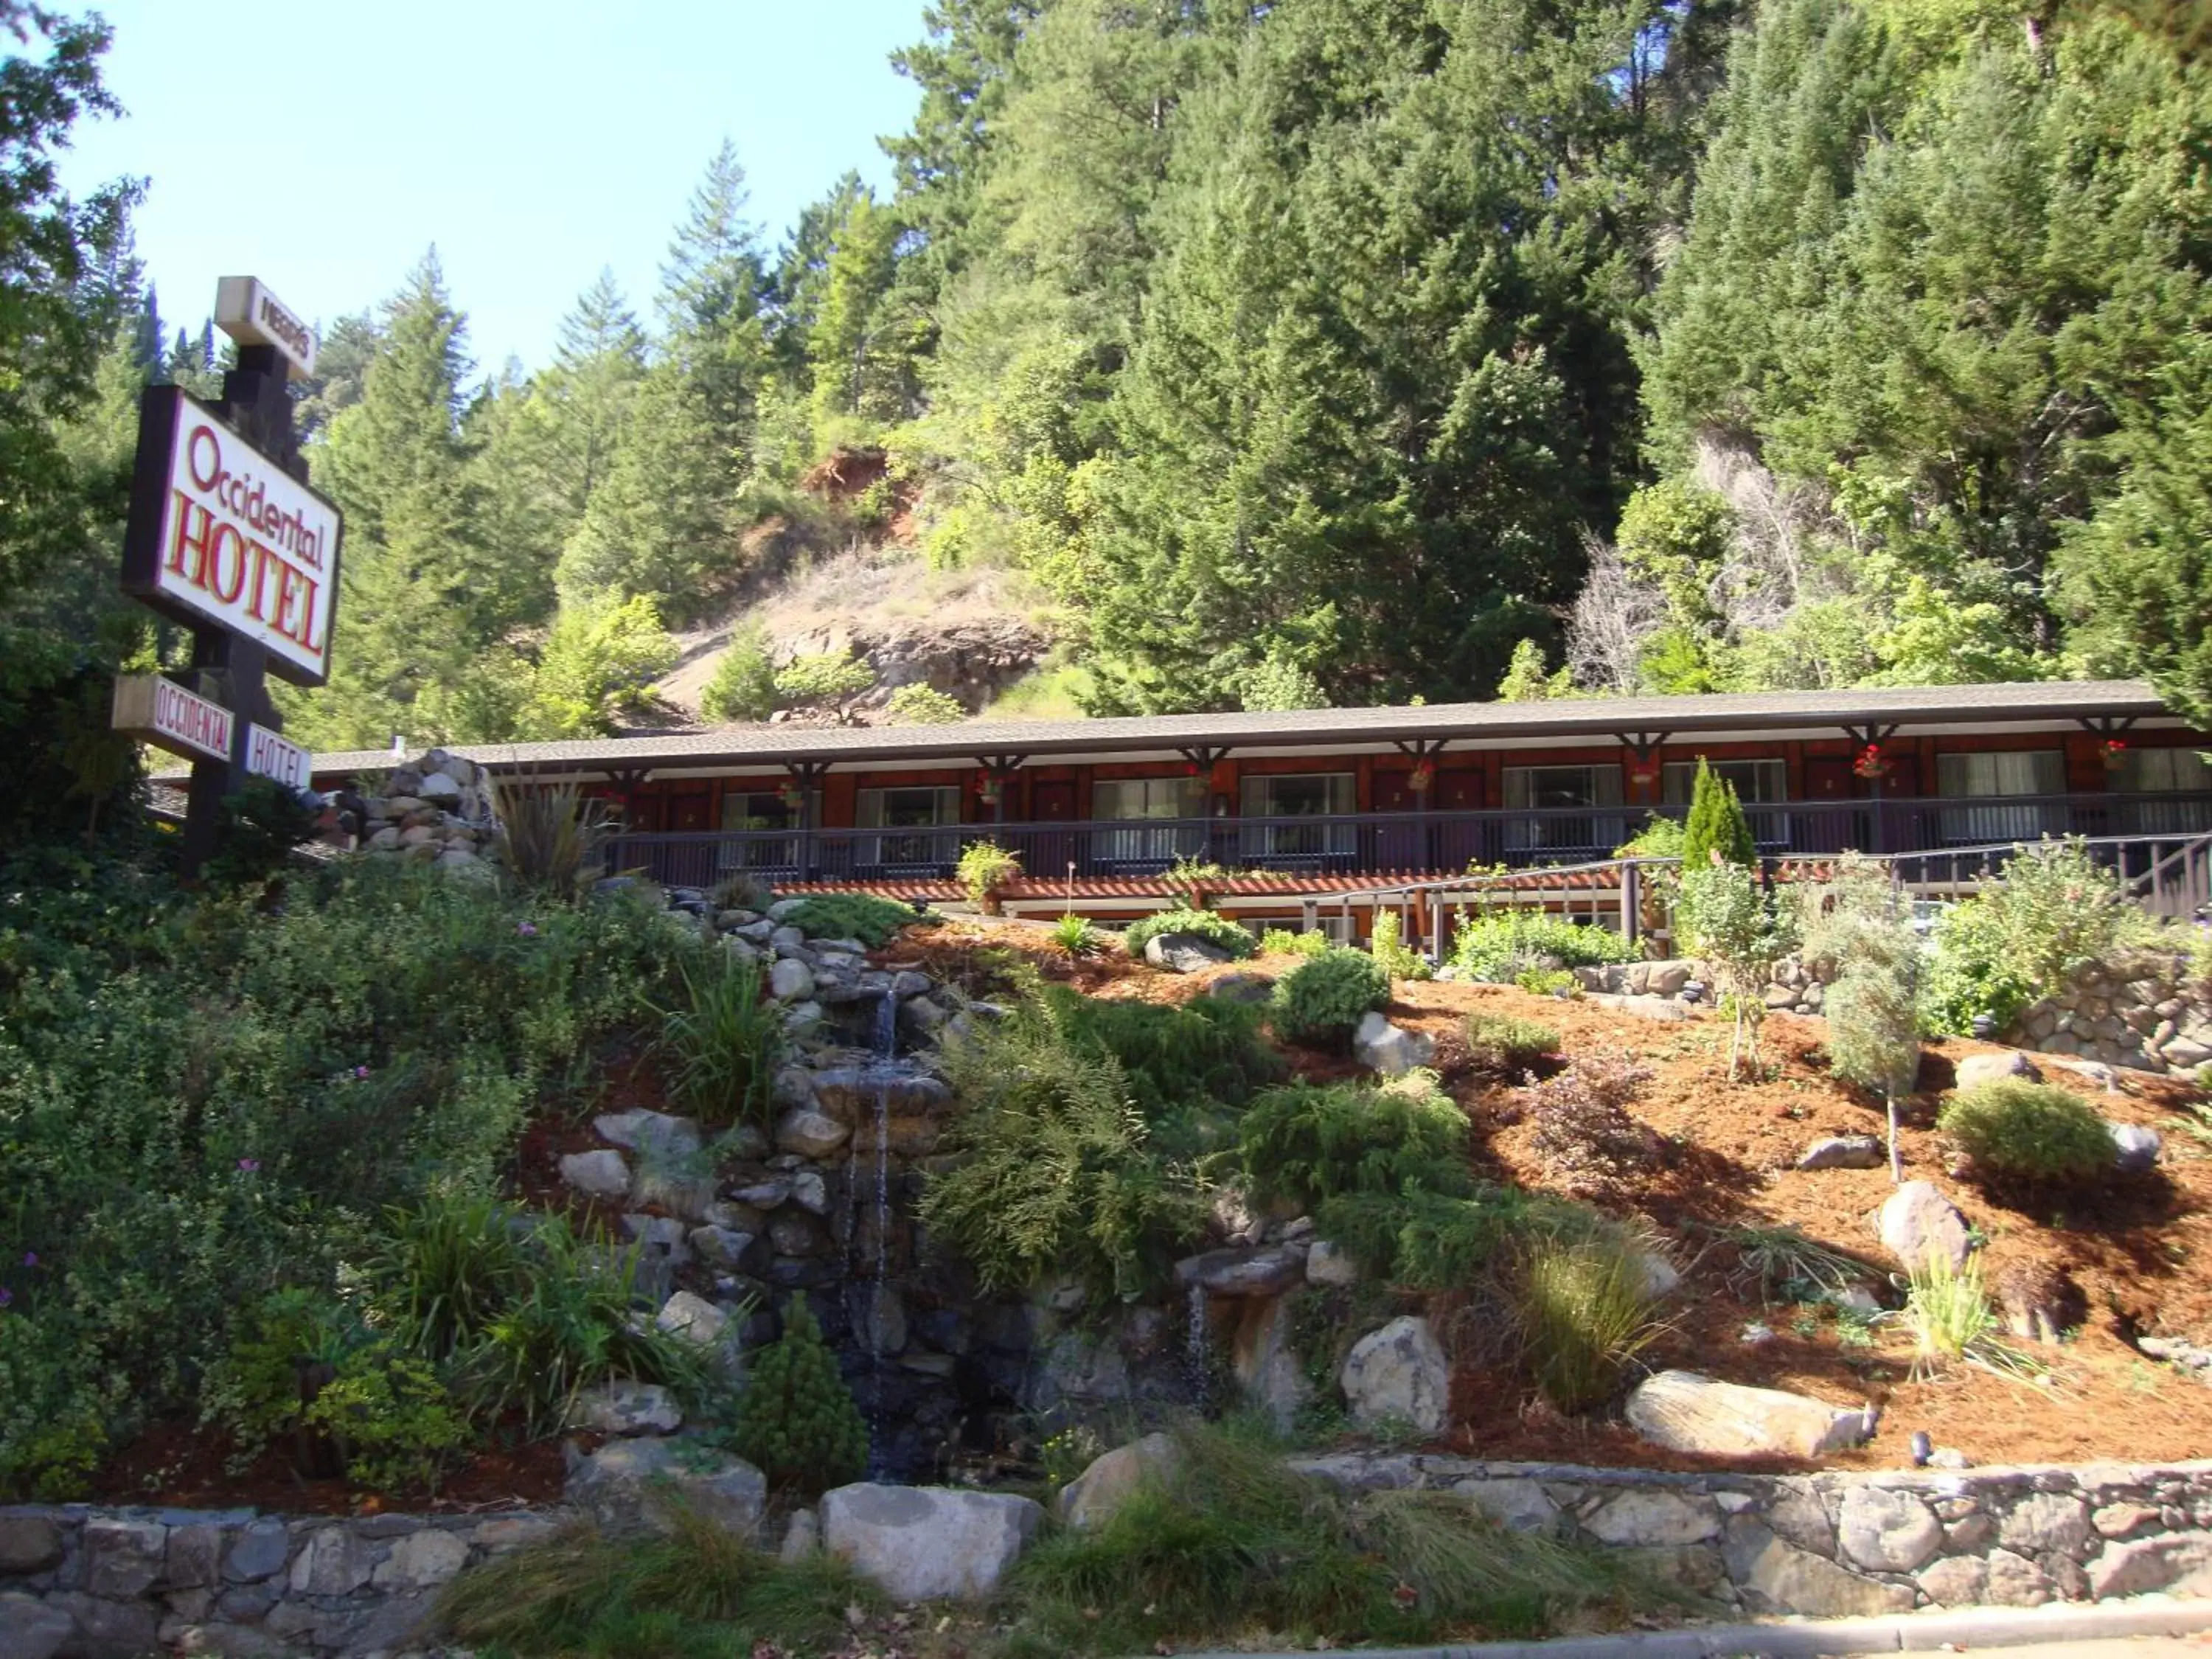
[2007,949,2212,1076]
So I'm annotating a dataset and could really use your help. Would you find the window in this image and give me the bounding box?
[1239,773,1356,866]
[2115,748,2212,834]
[1093,776,1207,867]
[856,785,961,870]
[1502,765,1624,858]
[1662,758,1788,849]
[1660,758,1785,804]
[1935,751,2065,844]
[719,788,817,872]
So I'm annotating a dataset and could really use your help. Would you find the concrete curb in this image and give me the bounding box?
[1175,1595,2212,1658]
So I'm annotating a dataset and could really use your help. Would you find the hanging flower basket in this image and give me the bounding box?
[2101,737,2129,768]
[976,775,1004,807]
[778,782,805,811]
[1408,759,1436,793]
[1851,743,1891,781]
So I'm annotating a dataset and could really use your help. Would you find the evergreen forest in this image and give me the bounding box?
[6,0,2212,790]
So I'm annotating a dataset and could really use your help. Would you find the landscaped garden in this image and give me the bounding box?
[10,773,2212,1655]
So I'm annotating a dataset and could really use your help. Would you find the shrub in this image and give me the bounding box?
[919,998,1208,1295]
[1923,900,2038,1036]
[658,957,785,1127]
[1680,757,1755,871]
[490,777,612,896]
[1123,906,1255,960]
[1259,926,1332,959]
[1043,984,1281,1130]
[1512,1234,1664,1413]
[1447,912,1637,982]
[1463,1011,1561,1074]
[1369,910,1431,980]
[773,649,876,720]
[207,776,319,888]
[956,838,1022,906]
[727,1298,868,1494]
[1676,860,1795,1079]
[776,892,919,947]
[884,682,966,725]
[1523,1054,1658,1200]
[1938,1081,2114,1186]
[1165,855,1227,909]
[302,1346,471,1495]
[0,855,694,1497]
[1237,1080,1469,1212]
[1903,1254,1997,1368]
[700,623,779,723]
[1272,948,1391,1048]
[709,869,772,912]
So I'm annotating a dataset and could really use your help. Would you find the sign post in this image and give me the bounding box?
[117,276,341,877]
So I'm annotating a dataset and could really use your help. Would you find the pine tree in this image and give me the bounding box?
[727,1297,868,1493]
[1680,759,1754,869]
[539,270,646,523]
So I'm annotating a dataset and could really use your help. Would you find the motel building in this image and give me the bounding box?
[297,680,2212,945]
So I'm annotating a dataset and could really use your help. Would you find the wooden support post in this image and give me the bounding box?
[1621,860,1641,946]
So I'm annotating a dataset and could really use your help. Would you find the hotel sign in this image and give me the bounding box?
[120,387,344,687]
[244,723,313,790]
[111,673,234,764]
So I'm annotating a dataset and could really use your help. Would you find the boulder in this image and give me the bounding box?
[566,1438,765,1537]
[1340,1315,1450,1433]
[1580,1489,1722,1547]
[1723,1518,1914,1618]
[592,1109,702,1159]
[1798,1135,1885,1172]
[1835,1486,1944,1573]
[559,1148,631,1200]
[2110,1121,2162,1175]
[1624,1371,1872,1458]
[1172,1246,1304,1298]
[769,957,815,1002]
[656,1290,729,1346]
[1143,932,1237,973]
[2088,1530,2212,1599]
[689,1224,757,1271]
[417,770,463,802]
[370,1528,470,1591]
[1955,1050,2042,1091]
[566,1380,683,1435]
[779,1508,821,1564]
[1305,1239,1359,1286]
[83,1517,167,1598]
[0,1514,62,1574]
[1057,1432,1180,1531]
[1879,1180,1972,1273]
[821,1484,1045,1601]
[1451,1477,1559,1534]
[774,1106,852,1158]
[1207,971,1276,1004]
[1353,1011,1436,1078]
[1232,1293,1312,1431]
[0,1596,74,1659]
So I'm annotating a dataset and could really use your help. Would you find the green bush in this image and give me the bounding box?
[0,854,696,1498]
[919,996,1209,1295]
[1680,757,1755,871]
[658,957,786,1127]
[726,1298,868,1494]
[1447,912,1637,982]
[1124,906,1256,960]
[1042,985,1281,1137]
[1463,1011,1561,1073]
[956,838,1022,905]
[700,624,779,723]
[1237,1080,1469,1211]
[1271,947,1390,1047]
[1512,1234,1664,1413]
[884,682,966,725]
[207,776,320,889]
[776,892,920,947]
[1259,926,1332,958]
[1938,1080,2115,1185]
[1924,900,2044,1036]
[1369,911,1431,980]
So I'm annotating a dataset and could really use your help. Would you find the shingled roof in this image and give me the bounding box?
[257,678,2175,782]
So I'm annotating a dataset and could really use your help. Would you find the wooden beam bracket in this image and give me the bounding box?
[1841,722,1901,750]
[1391,737,1452,762]
[1177,745,1231,772]
[2078,714,2139,740]
[972,751,1029,778]
[1613,730,1672,762]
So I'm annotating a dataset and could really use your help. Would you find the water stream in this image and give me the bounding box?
[1186,1281,1211,1411]
[865,988,897,1474]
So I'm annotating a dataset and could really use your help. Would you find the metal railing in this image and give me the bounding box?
[602,790,2212,894]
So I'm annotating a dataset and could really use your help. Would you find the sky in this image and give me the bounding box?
[56,1,925,376]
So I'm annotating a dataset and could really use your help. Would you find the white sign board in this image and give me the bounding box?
[111,673,234,764]
[244,723,313,791]
[122,389,344,687]
[214,275,316,379]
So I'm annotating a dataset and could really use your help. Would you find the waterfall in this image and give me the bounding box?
[1186,1282,1211,1411]
[865,988,896,1474]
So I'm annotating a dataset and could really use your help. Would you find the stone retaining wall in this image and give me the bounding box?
[0,1503,558,1657]
[2007,949,2212,1076]
[1289,1451,2212,1617]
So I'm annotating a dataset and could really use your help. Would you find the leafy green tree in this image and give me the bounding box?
[510,594,677,740]
[885,682,966,723]
[1677,860,1795,1081]
[700,622,778,723]
[773,649,876,722]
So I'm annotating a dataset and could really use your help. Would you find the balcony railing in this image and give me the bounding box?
[602,791,2212,893]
